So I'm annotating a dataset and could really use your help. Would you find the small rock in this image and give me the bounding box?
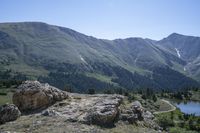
[0,104,21,124]
[41,109,60,116]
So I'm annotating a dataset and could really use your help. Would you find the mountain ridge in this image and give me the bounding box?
[2,21,199,41]
[0,22,199,91]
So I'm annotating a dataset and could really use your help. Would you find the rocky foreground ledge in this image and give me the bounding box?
[0,81,161,133]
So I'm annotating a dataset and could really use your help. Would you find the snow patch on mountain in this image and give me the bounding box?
[80,55,87,64]
[175,48,181,58]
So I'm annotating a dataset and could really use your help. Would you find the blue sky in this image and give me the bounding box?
[0,0,200,40]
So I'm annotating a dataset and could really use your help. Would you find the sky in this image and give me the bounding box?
[0,0,200,40]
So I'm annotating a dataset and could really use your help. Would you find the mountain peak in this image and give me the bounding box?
[168,33,183,38]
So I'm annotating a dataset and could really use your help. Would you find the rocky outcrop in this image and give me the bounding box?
[37,93,158,128]
[39,94,124,126]
[8,81,159,130]
[13,81,68,112]
[120,101,158,129]
[0,104,21,124]
[84,95,123,126]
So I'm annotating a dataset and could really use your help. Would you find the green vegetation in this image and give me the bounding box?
[85,73,113,84]
[0,80,22,105]
[190,89,200,101]
[155,109,200,132]
[156,114,175,129]
[159,88,200,101]
[38,71,117,93]
[0,91,13,105]
[169,127,198,133]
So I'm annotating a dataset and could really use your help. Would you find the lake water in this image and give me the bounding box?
[175,101,200,116]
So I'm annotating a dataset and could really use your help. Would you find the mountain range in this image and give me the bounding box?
[0,22,199,92]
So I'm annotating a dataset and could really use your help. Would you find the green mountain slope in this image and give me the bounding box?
[0,22,199,91]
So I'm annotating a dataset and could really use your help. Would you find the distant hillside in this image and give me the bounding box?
[0,22,199,92]
[158,33,200,81]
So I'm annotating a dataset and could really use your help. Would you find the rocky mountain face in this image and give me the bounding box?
[158,33,200,81]
[0,22,199,91]
[0,81,160,133]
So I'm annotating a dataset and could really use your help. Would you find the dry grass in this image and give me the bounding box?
[0,92,13,105]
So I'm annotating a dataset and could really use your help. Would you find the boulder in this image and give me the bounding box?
[84,95,123,126]
[13,81,68,112]
[131,101,144,120]
[86,104,119,126]
[0,104,21,124]
[120,101,153,123]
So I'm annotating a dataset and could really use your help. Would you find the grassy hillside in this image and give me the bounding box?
[0,22,199,91]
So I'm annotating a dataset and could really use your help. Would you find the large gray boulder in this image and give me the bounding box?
[0,104,21,124]
[13,81,68,112]
[84,95,123,126]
